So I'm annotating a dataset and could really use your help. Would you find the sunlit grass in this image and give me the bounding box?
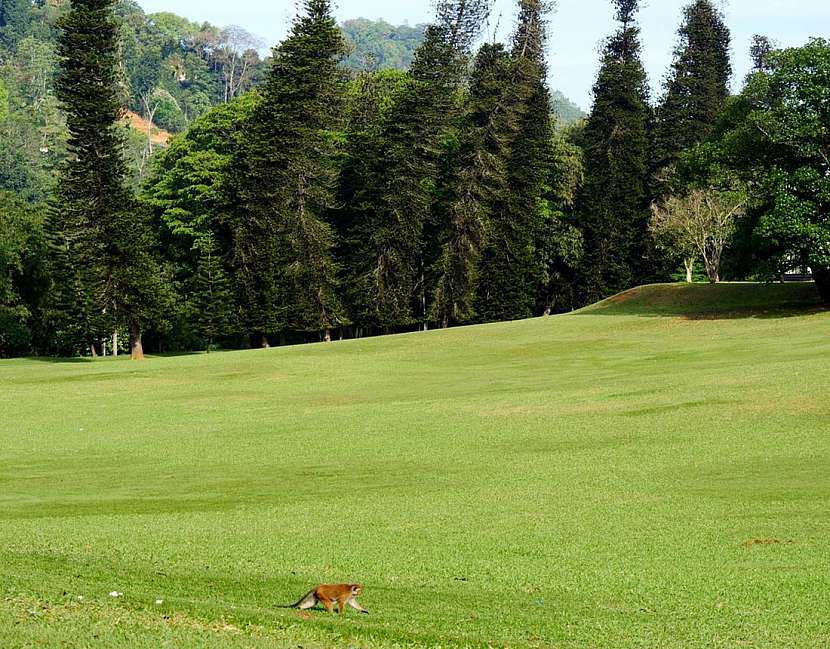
[1,283,828,647]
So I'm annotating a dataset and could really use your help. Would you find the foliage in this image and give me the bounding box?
[698,39,830,299]
[50,0,169,359]
[575,0,652,303]
[234,0,348,341]
[340,18,426,72]
[476,0,554,323]
[190,234,235,351]
[536,129,584,313]
[0,192,47,356]
[551,89,585,127]
[652,0,731,188]
[650,187,745,283]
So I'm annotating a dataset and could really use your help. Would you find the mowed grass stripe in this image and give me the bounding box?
[0,284,828,647]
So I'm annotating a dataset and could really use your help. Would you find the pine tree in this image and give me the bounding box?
[430,43,512,327]
[476,0,553,322]
[50,0,168,359]
[343,0,490,332]
[336,69,408,332]
[575,0,652,304]
[191,236,234,352]
[234,0,347,345]
[653,0,731,185]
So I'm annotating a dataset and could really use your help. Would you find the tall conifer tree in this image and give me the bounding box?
[342,0,490,332]
[430,43,512,327]
[575,0,652,303]
[653,0,731,185]
[50,0,166,359]
[235,0,347,345]
[476,0,553,322]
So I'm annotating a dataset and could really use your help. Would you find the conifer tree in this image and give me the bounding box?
[653,0,731,185]
[191,235,234,352]
[234,0,347,345]
[336,69,409,332]
[476,0,553,322]
[430,43,512,327]
[50,0,168,359]
[575,0,652,304]
[344,0,490,331]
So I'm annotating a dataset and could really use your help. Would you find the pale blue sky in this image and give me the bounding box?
[136,0,830,110]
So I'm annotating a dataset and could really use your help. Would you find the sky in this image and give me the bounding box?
[136,0,830,111]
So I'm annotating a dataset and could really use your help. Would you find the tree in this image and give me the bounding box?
[51,0,168,359]
[650,187,745,284]
[212,25,264,103]
[190,235,234,351]
[653,0,731,185]
[476,0,554,323]
[234,0,348,345]
[536,129,584,314]
[0,78,8,123]
[574,0,652,304]
[340,18,427,72]
[342,0,490,332]
[429,43,511,328]
[729,39,830,300]
[0,192,47,357]
[0,0,32,50]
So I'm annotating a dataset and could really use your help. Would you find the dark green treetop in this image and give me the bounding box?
[653,0,731,186]
[574,0,652,304]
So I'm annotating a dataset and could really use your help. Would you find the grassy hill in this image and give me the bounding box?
[1,283,828,647]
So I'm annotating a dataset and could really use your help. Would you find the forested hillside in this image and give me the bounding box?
[1,0,828,359]
[0,0,269,199]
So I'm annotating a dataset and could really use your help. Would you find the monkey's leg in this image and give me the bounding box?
[347,597,369,614]
[321,597,334,614]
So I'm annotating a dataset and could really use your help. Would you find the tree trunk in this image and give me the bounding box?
[260,333,270,349]
[684,258,694,283]
[814,266,830,302]
[324,328,331,343]
[112,331,118,357]
[89,342,98,358]
[130,321,145,360]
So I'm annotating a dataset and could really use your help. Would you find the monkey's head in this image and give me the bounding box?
[350,584,362,596]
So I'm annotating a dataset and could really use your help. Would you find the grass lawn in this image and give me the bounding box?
[1,283,828,648]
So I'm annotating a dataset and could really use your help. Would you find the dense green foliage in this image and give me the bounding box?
[652,0,731,185]
[340,18,426,71]
[574,0,652,304]
[1,284,828,647]
[1,0,829,357]
[234,0,348,343]
[0,192,46,356]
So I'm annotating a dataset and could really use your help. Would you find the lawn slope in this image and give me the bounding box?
[1,283,828,648]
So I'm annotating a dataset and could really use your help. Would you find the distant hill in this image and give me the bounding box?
[552,90,586,127]
[339,18,585,127]
[340,18,427,71]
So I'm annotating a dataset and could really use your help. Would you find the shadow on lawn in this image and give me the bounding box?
[25,350,229,364]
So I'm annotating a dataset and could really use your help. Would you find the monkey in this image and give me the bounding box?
[280,583,369,615]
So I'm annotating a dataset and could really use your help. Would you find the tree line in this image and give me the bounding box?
[0,0,828,358]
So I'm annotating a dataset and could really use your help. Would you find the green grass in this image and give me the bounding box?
[1,282,828,648]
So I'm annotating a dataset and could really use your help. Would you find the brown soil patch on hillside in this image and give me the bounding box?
[123,110,172,147]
